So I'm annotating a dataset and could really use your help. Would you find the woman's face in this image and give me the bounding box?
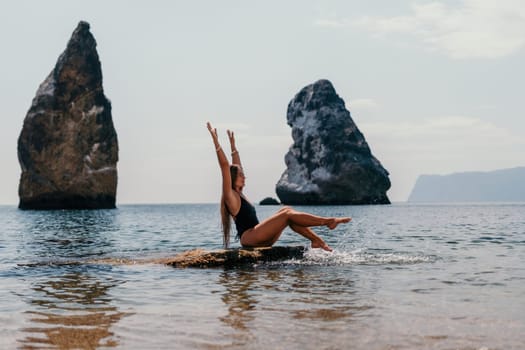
[234,169,246,189]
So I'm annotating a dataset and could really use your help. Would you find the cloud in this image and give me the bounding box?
[360,115,524,165]
[362,115,521,143]
[317,0,525,59]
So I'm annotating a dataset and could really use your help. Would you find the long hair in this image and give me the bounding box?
[220,164,240,248]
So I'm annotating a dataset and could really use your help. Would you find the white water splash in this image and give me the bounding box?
[282,247,435,266]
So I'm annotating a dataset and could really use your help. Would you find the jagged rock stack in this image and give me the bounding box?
[17,21,118,210]
[276,80,390,205]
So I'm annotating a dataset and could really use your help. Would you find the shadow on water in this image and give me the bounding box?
[18,270,131,349]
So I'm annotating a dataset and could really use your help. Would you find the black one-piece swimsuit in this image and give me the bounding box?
[234,196,259,239]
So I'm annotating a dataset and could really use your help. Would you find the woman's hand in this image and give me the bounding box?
[227,129,236,150]
[207,122,219,143]
[227,129,241,165]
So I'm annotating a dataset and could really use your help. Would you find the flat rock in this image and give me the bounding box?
[276,79,390,205]
[17,21,118,210]
[18,246,306,268]
[163,246,305,268]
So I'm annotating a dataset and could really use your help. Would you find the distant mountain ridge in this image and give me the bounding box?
[408,167,525,202]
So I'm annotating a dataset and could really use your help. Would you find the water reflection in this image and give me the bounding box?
[217,266,370,348]
[218,270,258,345]
[19,271,130,349]
[285,268,367,321]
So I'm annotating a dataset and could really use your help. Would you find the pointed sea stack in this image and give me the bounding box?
[17,21,118,210]
[276,80,390,205]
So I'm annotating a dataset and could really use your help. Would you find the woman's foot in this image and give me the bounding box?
[326,217,351,230]
[311,240,333,252]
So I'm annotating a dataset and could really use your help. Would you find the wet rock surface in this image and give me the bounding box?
[17,21,118,210]
[164,246,305,268]
[18,246,306,269]
[276,79,390,205]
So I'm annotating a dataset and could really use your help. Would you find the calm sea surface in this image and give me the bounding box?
[0,203,524,349]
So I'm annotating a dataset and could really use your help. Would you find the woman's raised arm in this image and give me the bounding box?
[207,122,239,211]
[227,129,242,168]
[207,122,229,169]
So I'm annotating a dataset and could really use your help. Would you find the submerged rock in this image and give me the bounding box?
[17,21,118,210]
[259,197,280,205]
[276,80,390,205]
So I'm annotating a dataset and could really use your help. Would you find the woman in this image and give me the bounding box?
[207,122,351,251]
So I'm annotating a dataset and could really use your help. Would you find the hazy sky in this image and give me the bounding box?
[1,0,524,205]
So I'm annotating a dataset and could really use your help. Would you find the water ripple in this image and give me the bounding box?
[1,203,524,350]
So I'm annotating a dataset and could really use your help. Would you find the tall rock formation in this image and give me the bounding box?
[17,21,118,210]
[276,80,390,205]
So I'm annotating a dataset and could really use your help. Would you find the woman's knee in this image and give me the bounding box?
[278,205,293,213]
[278,207,297,221]
[277,206,298,226]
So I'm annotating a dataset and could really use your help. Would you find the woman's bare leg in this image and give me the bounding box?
[240,206,350,248]
[283,207,351,229]
[289,223,332,252]
[240,208,290,247]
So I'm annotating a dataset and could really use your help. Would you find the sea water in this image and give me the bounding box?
[0,203,524,349]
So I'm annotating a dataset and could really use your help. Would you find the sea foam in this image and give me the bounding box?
[280,247,435,266]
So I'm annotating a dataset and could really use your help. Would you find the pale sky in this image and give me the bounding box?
[1,0,524,205]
